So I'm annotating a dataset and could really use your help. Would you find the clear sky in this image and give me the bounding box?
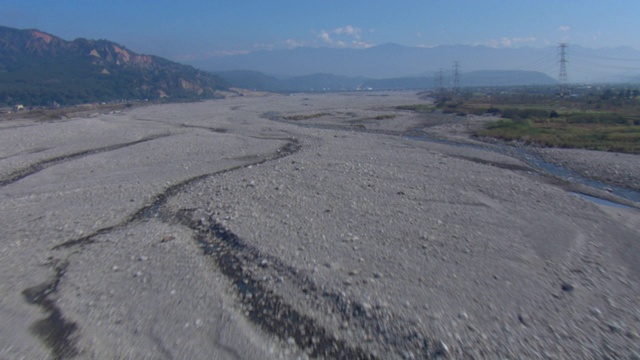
[1,0,638,62]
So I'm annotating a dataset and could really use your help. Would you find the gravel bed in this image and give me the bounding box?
[1,92,639,359]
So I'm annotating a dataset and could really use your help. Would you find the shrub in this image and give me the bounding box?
[373,114,397,120]
[567,112,627,125]
[486,118,529,130]
[502,108,549,120]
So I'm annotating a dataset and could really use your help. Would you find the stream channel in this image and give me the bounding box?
[268,111,640,208]
[408,131,640,208]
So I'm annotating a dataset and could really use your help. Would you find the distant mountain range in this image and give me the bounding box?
[2,25,639,107]
[0,26,228,106]
[216,69,557,92]
[193,43,640,85]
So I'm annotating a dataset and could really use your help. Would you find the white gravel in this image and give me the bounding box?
[1,92,639,359]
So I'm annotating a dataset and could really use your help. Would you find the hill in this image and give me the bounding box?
[0,26,228,107]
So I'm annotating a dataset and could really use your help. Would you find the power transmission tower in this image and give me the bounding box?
[452,61,461,93]
[436,69,444,94]
[558,43,569,96]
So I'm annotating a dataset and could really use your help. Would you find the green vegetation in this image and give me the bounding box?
[395,104,435,112]
[373,114,397,120]
[405,85,640,154]
[477,117,640,153]
[0,60,227,107]
[0,26,228,107]
[283,112,330,120]
[461,85,640,154]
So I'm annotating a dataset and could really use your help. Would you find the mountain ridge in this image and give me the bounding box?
[0,26,228,106]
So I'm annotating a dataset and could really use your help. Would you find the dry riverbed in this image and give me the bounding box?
[1,92,639,359]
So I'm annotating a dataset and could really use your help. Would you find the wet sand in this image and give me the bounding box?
[1,92,638,359]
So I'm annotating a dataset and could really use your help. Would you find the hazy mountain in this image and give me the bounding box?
[280,73,366,91]
[215,71,367,92]
[193,43,640,84]
[0,26,228,106]
[192,44,550,79]
[216,69,555,92]
[362,70,556,89]
[216,70,285,91]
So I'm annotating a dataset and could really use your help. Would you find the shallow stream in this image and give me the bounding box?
[407,132,640,206]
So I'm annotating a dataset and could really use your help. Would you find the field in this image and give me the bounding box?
[432,87,640,154]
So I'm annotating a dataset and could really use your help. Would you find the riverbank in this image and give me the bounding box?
[421,112,640,204]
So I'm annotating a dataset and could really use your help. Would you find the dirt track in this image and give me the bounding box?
[1,92,639,359]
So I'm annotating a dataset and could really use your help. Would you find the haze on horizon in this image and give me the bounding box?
[1,0,639,64]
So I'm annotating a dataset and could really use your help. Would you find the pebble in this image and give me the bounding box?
[561,282,575,292]
[518,313,529,326]
[607,321,622,333]
[161,235,175,243]
[433,340,450,357]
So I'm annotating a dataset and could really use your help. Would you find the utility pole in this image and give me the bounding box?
[452,61,461,93]
[558,43,568,96]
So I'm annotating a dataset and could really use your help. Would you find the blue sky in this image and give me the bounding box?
[1,0,638,62]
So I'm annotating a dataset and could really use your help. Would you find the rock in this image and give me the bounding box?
[161,235,175,243]
[607,321,623,333]
[561,282,575,292]
[518,313,529,326]
[433,340,450,357]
